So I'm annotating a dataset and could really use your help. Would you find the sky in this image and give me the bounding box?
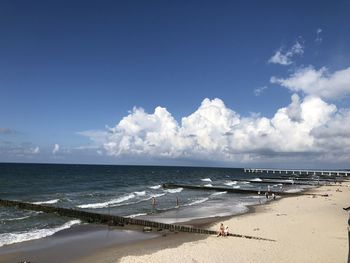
[1,0,350,168]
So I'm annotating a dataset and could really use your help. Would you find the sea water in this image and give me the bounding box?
[0,163,308,247]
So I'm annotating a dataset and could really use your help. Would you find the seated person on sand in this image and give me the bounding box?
[224,226,229,236]
[217,223,225,236]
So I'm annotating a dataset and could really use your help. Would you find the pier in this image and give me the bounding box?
[0,199,274,242]
[244,168,349,176]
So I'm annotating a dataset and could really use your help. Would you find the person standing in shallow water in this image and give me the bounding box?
[151,196,157,213]
[152,196,156,206]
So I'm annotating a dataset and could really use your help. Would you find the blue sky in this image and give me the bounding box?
[1,1,350,168]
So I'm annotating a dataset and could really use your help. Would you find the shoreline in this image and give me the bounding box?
[78,184,350,262]
[1,184,349,262]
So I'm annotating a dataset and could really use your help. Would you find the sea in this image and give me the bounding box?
[0,163,311,248]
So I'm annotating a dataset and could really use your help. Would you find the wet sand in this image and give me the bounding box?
[0,224,159,263]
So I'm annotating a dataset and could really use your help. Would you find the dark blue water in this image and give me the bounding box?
[0,163,308,247]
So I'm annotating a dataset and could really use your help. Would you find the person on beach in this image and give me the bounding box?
[217,223,225,237]
[224,226,229,236]
[265,191,269,199]
[272,193,276,200]
[176,196,179,207]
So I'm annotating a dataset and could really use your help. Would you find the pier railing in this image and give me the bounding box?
[244,168,349,176]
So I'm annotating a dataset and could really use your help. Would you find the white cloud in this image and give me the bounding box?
[268,40,304,65]
[315,28,323,43]
[52,144,60,154]
[32,146,40,154]
[80,96,349,164]
[254,86,268,96]
[271,66,350,99]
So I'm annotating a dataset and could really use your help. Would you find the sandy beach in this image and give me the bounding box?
[75,184,350,263]
[1,184,349,263]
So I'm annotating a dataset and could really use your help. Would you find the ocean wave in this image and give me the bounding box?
[164,188,183,194]
[1,215,31,222]
[149,185,162,189]
[233,185,240,189]
[0,220,81,247]
[240,181,250,184]
[32,199,60,205]
[77,193,135,209]
[210,191,227,196]
[204,184,213,187]
[251,178,262,182]
[201,178,212,182]
[224,181,237,186]
[134,191,146,196]
[151,193,166,198]
[186,198,209,206]
[126,213,148,218]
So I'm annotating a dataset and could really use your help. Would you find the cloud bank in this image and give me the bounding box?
[80,94,350,165]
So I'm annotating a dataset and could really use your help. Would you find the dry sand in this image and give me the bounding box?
[83,185,350,263]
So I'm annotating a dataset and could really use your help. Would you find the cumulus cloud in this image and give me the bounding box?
[254,86,268,96]
[52,144,60,154]
[268,40,304,65]
[271,66,350,99]
[80,96,349,164]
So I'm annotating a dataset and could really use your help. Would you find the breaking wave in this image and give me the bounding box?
[201,178,212,182]
[149,185,162,189]
[32,199,59,205]
[164,188,183,194]
[0,220,81,247]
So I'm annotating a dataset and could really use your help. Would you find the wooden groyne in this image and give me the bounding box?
[162,183,329,197]
[0,199,275,242]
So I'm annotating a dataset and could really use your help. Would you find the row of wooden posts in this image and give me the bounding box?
[0,199,275,242]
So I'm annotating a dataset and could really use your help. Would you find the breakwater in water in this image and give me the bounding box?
[0,199,275,242]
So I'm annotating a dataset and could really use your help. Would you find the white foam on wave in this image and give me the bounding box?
[240,181,250,184]
[32,199,59,205]
[186,197,209,206]
[224,181,237,186]
[164,188,183,194]
[2,216,31,222]
[210,191,227,196]
[134,191,146,196]
[201,178,212,182]
[149,185,162,189]
[151,193,166,198]
[251,178,262,182]
[126,213,148,218]
[0,220,81,247]
[204,184,213,187]
[77,193,135,209]
[233,185,240,189]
